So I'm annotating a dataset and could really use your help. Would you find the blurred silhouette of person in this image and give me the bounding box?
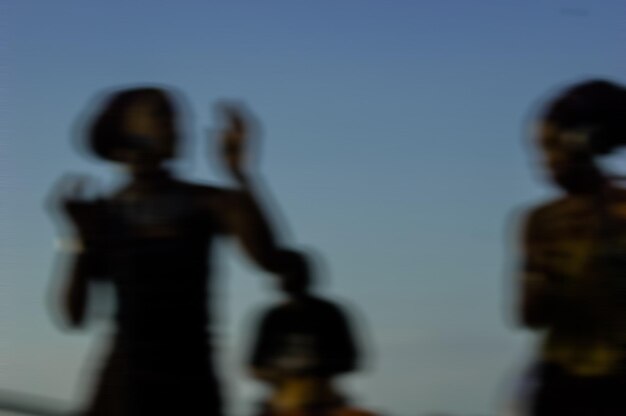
[517,79,626,415]
[48,87,287,416]
[247,249,377,416]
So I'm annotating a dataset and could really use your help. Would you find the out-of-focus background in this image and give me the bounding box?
[1,1,625,415]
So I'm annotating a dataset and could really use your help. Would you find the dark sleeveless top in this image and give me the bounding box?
[85,178,225,415]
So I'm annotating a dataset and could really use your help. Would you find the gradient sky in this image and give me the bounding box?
[2,1,625,415]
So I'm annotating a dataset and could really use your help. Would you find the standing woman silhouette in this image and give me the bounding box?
[49,87,285,416]
[518,80,626,415]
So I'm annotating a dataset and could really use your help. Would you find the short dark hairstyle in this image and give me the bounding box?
[276,249,313,293]
[542,79,626,154]
[87,87,173,161]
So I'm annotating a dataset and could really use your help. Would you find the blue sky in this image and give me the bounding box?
[2,1,625,415]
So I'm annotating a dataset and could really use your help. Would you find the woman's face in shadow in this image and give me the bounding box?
[117,94,178,166]
[537,121,601,193]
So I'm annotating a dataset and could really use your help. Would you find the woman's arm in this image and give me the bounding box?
[210,103,285,274]
[518,211,556,329]
[218,180,283,273]
[59,245,106,329]
[517,208,601,329]
[48,175,108,329]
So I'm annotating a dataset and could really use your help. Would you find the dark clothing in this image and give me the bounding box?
[249,296,358,377]
[82,178,228,416]
[531,362,626,416]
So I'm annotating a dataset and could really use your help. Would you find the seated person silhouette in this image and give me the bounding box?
[247,249,377,416]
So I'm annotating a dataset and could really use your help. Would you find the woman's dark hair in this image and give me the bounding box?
[88,87,173,161]
[543,79,626,155]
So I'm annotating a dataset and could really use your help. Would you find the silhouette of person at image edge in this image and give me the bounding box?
[518,79,626,415]
[48,87,287,416]
[247,249,378,416]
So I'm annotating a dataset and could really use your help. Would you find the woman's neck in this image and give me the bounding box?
[129,164,171,181]
[563,172,609,196]
[121,164,174,192]
[271,377,343,412]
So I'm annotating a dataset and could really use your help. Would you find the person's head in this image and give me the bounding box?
[276,249,313,298]
[88,87,179,168]
[537,79,626,193]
